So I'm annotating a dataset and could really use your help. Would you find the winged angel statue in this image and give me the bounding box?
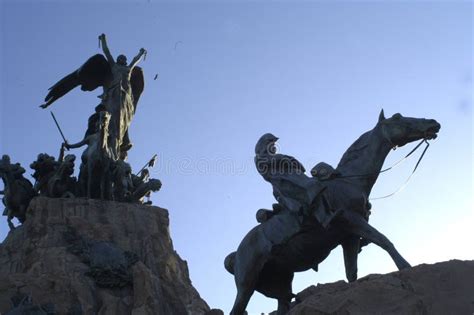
[40,34,145,160]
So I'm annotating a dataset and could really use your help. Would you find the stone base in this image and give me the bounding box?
[284,260,474,315]
[0,197,209,315]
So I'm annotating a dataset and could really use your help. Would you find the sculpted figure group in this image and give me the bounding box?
[1,34,161,230]
[1,33,443,315]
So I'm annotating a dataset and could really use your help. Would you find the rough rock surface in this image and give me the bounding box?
[0,197,210,314]
[286,260,474,315]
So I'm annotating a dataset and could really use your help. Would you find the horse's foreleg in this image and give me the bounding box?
[341,236,360,282]
[277,297,292,315]
[340,210,411,270]
[87,166,92,199]
[6,209,15,230]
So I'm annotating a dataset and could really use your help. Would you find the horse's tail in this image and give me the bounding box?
[224,251,236,275]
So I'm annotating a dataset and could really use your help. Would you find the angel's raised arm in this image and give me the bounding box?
[130,48,146,69]
[99,34,114,65]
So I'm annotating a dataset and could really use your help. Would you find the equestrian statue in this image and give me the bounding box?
[225,110,441,315]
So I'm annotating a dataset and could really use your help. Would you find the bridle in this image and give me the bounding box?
[370,139,429,200]
[336,124,432,200]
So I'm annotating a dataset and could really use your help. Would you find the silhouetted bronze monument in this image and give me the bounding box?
[1,34,161,229]
[225,110,440,315]
[40,33,145,161]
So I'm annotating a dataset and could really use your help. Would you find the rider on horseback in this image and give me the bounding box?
[254,133,327,219]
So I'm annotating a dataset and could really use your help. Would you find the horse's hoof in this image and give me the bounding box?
[347,273,357,282]
[398,261,411,270]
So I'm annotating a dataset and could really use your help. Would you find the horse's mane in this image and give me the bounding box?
[336,129,374,169]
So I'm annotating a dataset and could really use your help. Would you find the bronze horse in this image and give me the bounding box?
[225,110,441,315]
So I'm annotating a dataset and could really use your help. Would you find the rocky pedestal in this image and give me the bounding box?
[0,197,210,314]
[285,260,474,315]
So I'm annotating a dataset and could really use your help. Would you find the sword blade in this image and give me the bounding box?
[50,111,67,143]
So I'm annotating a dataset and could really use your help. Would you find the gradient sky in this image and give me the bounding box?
[1,1,472,314]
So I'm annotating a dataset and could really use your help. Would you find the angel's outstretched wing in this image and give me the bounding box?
[130,66,144,111]
[41,54,112,108]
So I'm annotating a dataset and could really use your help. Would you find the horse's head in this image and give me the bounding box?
[377,110,441,148]
[148,179,162,192]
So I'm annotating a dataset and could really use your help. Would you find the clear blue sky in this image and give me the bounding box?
[1,1,472,314]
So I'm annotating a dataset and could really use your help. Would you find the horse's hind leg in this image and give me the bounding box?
[277,297,292,315]
[231,241,271,314]
[342,236,360,282]
[230,284,255,315]
[230,261,262,315]
[341,210,411,270]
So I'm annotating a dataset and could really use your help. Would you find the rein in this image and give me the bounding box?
[370,139,430,200]
[336,138,431,200]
